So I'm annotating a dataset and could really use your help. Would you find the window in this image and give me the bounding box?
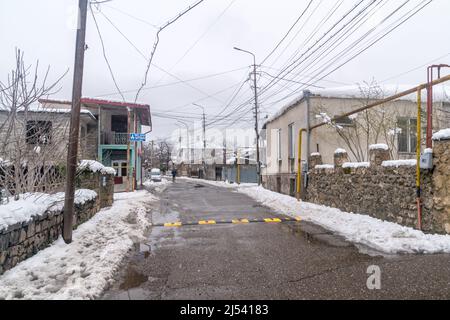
[335,116,354,127]
[26,121,52,145]
[277,129,282,161]
[288,123,295,159]
[397,118,417,153]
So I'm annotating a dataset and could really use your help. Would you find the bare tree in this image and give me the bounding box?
[0,49,68,198]
[316,80,402,161]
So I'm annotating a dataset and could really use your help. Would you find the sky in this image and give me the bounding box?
[1,0,450,141]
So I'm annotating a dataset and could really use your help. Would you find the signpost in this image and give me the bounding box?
[130,133,146,142]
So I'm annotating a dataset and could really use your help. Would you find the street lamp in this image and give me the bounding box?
[233,46,261,185]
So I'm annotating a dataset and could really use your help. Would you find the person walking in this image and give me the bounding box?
[172,168,177,182]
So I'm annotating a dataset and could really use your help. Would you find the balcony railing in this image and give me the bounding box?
[101,132,129,145]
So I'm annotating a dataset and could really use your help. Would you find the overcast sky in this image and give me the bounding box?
[1,0,450,140]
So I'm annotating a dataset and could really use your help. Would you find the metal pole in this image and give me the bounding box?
[304,90,311,174]
[126,107,131,192]
[252,56,261,186]
[63,0,88,244]
[233,47,261,185]
[416,89,422,230]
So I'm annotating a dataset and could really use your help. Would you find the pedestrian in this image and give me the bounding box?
[172,168,177,182]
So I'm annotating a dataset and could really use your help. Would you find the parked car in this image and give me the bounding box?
[150,168,162,182]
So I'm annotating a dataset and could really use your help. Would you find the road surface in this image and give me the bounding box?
[103,179,450,300]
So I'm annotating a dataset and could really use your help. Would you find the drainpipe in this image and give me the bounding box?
[416,89,422,230]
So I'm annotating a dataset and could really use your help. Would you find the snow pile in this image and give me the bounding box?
[382,160,417,168]
[315,164,334,170]
[0,190,97,232]
[424,148,433,154]
[342,162,370,169]
[432,128,450,141]
[78,160,116,175]
[0,190,155,300]
[334,148,347,154]
[369,143,389,151]
[235,185,450,254]
[310,152,321,157]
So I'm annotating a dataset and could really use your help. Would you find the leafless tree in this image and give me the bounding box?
[0,49,68,199]
[317,80,401,162]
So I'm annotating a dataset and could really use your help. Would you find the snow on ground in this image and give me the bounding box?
[185,178,450,255]
[0,190,97,232]
[143,178,172,193]
[0,190,156,300]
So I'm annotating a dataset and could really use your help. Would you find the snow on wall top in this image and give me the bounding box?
[342,162,370,169]
[315,164,334,169]
[264,84,450,126]
[369,143,389,151]
[0,189,97,232]
[382,160,417,168]
[78,160,116,175]
[334,148,347,154]
[432,128,450,141]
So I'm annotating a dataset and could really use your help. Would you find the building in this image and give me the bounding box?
[261,85,450,196]
[16,98,151,192]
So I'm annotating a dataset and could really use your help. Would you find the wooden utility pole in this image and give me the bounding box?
[63,0,88,244]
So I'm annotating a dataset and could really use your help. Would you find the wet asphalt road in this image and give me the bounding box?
[103,179,450,300]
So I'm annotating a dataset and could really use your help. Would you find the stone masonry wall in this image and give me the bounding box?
[305,142,450,234]
[0,196,98,275]
[0,172,115,275]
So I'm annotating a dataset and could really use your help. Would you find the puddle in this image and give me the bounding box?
[119,267,148,290]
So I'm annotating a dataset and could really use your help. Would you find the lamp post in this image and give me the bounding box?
[193,103,206,178]
[233,46,261,185]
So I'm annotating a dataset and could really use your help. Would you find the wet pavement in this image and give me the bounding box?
[102,180,450,300]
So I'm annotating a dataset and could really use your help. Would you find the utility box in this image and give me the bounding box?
[420,152,433,169]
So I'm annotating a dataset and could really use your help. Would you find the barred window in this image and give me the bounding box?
[26,121,52,145]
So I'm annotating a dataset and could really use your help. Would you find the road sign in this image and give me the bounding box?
[130,133,146,142]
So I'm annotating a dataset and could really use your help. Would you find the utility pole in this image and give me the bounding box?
[233,47,261,185]
[193,103,206,178]
[63,0,88,244]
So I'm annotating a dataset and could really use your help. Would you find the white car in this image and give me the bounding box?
[150,168,162,182]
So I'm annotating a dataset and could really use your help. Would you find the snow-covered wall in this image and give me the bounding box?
[304,143,450,235]
[0,190,99,275]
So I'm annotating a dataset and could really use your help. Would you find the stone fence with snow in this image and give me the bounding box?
[306,134,450,235]
[0,160,115,275]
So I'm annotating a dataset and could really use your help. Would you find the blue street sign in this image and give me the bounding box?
[130,133,146,142]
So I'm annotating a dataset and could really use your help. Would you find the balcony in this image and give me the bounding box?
[101,132,129,145]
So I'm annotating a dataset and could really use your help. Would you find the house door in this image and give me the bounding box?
[112,160,128,185]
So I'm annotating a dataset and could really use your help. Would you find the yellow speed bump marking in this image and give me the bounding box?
[264,218,282,223]
[232,219,249,224]
[164,222,182,227]
[295,217,301,221]
[198,220,216,225]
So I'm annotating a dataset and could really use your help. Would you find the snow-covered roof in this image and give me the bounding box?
[264,84,450,126]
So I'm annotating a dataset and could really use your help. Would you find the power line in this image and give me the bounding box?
[134,0,206,103]
[260,0,314,65]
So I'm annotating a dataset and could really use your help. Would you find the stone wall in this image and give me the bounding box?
[305,142,450,234]
[0,196,98,275]
[0,171,115,275]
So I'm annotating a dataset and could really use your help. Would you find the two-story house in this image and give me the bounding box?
[37,98,152,192]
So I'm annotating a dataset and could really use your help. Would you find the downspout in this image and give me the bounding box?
[416,89,422,230]
[304,90,311,176]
